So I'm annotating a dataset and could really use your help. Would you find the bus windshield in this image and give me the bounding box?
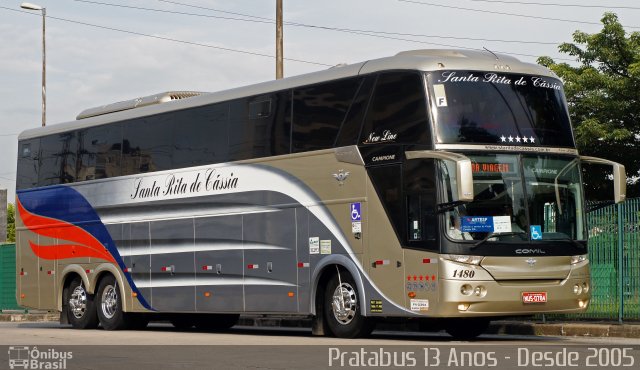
[441,154,586,244]
[427,71,574,147]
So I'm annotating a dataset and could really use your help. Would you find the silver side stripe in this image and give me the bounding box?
[100,204,279,224]
[133,276,295,289]
[120,242,287,257]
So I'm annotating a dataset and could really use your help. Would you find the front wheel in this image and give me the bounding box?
[96,275,134,330]
[323,270,374,338]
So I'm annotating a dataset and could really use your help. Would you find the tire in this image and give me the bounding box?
[194,314,239,331]
[323,270,375,338]
[445,318,490,340]
[170,316,195,330]
[64,276,99,329]
[96,274,133,330]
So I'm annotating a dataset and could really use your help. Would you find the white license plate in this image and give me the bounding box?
[522,292,547,303]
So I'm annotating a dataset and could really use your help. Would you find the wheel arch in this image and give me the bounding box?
[92,264,131,312]
[309,255,367,316]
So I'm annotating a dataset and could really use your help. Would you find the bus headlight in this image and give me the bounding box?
[444,254,483,265]
[460,284,473,295]
[571,255,588,264]
[582,282,589,293]
[573,284,582,295]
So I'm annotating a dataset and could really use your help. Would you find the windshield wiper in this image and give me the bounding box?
[471,231,527,250]
[544,235,586,249]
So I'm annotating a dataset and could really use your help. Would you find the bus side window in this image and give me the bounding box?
[38,132,78,186]
[360,72,431,146]
[292,77,361,152]
[77,124,122,181]
[17,139,40,189]
[335,76,374,147]
[122,113,174,175]
[173,103,229,167]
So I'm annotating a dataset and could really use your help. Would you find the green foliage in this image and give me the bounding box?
[538,13,640,197]
[6,203,15,242]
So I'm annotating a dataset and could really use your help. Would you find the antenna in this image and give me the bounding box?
[483,47,499,60]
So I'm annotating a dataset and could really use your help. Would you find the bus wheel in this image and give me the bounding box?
[96,275,131,330]
[65,276,99,329]
[324,270,374,338]
[445,318,490,340]
[194,314,240,331]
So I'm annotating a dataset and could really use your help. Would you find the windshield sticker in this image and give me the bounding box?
[460,216,513,233]
[437,71,562,90]
[499,135,536,144]
[530,225,543,240]
[433,84,448,107]
[460,217,493,232]
[493,216,512,233]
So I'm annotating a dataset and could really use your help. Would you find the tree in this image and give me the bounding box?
[538,13,640,197]
[6,203,15,242]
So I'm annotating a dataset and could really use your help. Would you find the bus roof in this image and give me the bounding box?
[18,49,556,140]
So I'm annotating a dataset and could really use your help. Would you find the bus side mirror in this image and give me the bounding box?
[580,156,626,204]
[405,150,474,202]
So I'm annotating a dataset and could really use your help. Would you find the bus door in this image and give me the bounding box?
[243,208,298,313]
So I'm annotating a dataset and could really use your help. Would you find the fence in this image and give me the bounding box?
[0,243,20,311]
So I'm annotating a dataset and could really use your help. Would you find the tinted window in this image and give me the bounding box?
[336,76,374,147]
[38,132,78,186]
[122,113,174,175]
[368,165,403,241]
[360,72,430,146]
[77,124,122,181]
[292,78,361,152]
[173,103,229,168]
[428,71,574,147]
[17,139,40,189]
[229,91,291,161]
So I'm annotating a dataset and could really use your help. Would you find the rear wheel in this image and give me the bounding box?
[323,270,374,338]
[445,318,490,340]
[96,275,134,330]
[65,276,99,329]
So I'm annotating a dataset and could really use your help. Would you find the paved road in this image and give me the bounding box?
[1,322,638,369]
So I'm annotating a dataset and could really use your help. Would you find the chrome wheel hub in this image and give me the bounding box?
[331,282,357,325]
[101,284,118,319]
[69,285,87,319]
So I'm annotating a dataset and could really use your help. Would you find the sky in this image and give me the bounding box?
[1,0,639,201]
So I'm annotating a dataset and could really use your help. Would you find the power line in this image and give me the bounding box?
[1,6,331,67]
[398,0,640,29]
[70,0,574,62]
[457,0,640,10]
[74,0,560,45]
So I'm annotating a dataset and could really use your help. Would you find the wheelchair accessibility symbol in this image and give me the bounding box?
[350,203,361,221]
[530,225,542,240]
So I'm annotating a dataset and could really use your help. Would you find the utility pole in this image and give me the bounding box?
[276,0,283,79]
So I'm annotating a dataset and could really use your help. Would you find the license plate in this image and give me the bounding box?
[522,292,547,303]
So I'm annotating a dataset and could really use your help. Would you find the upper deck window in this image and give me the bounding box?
[427,71,574,148]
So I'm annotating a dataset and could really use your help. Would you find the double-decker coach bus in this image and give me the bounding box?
[15,49,626,339]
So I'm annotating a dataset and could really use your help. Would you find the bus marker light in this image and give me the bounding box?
[288,292,295,297]
[431,275,436,281]
[132,292,138,297]
[124,267,132,273]
[202,265,213,271]
[86,269,93,274]
[297,262,309,268]
[204,292,211,297]
[161,266,173,272]
[422,258,437,264]
[19,271,26,276]
[373,260,390,267]
[247,264,259,269]
[457,303,470,311]
[21,294,25,299]
[408,292,416,298]
[578,300,586,308]
[47,270,55,275]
